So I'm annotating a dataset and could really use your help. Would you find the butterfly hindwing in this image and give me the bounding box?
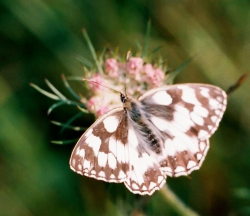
[70,108,130,182]
[123,127,166,195]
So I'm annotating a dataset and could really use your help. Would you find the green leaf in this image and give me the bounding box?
[141,19,151,58]
[166,56,194,84]
[60,112,84,133]
[47,101,66,114]
[44,79,67,100]
[82,29,104,74]
[51,139,79,145]
[51,120,87,131]
[30,83,59,100]
[150,45,165,55]
[61,74,81,100]
[72,54,93,68]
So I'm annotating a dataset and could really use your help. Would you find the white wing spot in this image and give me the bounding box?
[200,88,210,98]
[118,170,126,179]
[108,153,117,169]
[215,110,221,115]
[103,116,119,133]
[181,87,202,106]
[175,166,185,173]
[211,116,217,123]
[158,176,164,183]
[151,91,173,106]
[197,153,202,160]
[83,160,91,170]
[208,125,213,130]
[187,161,196,169]
[199,130,208,138]
[209,98,220,108]
[85,134,101,147]
[79,149,85,158]
[98,152,108,167]
[78,164,82,170]
[98,171,106,178]
[164,139,176,156]
[132,183,139,190]
[85,128,93,138]
[190,112,204,126]
[200,141,206,151]
[149,182,157,190]
[216,96,223,102]
[194,106,209,117]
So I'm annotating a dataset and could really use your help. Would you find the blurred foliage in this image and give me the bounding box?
[0,0,250,215]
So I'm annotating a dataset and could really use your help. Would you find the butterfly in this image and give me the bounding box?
[70,84,227,195]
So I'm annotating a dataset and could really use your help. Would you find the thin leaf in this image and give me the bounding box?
[141,19,151,58]
[60,112,84,133]
[61,74,81,100]
[134,40,142,51]
[47,101,66,114]
[73,54,93,68]
[77,105,89,113]
[44,79,67,100]
[30,83,59,100]
[51,139,79,145]
[65,76,84,81]
[51,120,87,131]
[150,45,165,55]
[166,56,194,84]
[82,29,104,74]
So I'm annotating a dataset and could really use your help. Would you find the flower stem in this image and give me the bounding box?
[159,185,199,216]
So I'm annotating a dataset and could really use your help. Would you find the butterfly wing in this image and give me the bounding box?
[123,127,166,195]
[139,84,227,177]
[70,108,130,183]
[70,108,166,195]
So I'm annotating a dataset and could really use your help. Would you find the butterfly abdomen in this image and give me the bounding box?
[127,100,162,154]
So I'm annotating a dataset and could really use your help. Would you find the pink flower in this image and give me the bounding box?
[127,57,143,80]
[96,106,109,116]
[143,63,154,77]
[86,96,110,117]
[144,66,165,86]
[105,58,119,77]
[86,96,97,112]
[88,74,103,92]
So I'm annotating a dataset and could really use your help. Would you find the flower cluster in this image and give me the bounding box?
[85,56,166,117]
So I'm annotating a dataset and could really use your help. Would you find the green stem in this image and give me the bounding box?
[159,185,199,216]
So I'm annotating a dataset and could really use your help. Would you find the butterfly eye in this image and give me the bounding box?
[120,93,126,103]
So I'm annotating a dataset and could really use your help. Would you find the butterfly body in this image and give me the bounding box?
[70,84,227,195]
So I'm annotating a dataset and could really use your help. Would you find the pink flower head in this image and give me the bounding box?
[88,74,103,92]
[145,66,165,87]
[86,96,110,117]
[143,63,154,77]
[127,57,143,80]
[96,105,109,116]
[105,58,119,77]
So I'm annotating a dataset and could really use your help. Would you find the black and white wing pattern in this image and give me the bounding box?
[70,83,227,196]
[70,108,166,195]
[138,84,227,177]
[70,108,130,183]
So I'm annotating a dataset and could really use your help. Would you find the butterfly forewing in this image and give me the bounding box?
[70,108,130,182]
[139,84,227,177]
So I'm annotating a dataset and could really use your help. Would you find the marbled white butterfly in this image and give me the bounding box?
[70,84,227,195]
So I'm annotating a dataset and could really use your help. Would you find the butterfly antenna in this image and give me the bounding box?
[125,51,131,96]
[83,79,121,94]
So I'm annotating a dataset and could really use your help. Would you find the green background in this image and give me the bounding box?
[1,0,250,215]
